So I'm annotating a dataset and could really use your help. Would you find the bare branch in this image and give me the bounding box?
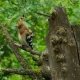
[2,68,40,76]
[14,43,41,56]
[35,12,50,17]
[1,68,51,80]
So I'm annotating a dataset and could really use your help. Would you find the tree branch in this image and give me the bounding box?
[2,68,40,76]
[1,24,28,69]
[1,68,51,80]
[35,12,50,17]
[0,24,51,79]
[14,43,41,56]
[0,23,42,66]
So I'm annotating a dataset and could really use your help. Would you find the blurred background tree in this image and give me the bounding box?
[0,0,80,80]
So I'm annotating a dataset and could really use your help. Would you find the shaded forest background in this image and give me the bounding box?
[0,0,80,80]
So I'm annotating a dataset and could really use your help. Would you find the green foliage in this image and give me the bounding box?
[0,0,80,80]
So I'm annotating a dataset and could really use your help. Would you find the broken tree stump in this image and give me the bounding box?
[46,7,80,80]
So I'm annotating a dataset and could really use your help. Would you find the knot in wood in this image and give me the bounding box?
[51,35,63,46]
[63,38,68,44]
[61,67,67,73]
[53,47,60,53]
[56,54,65,63]
[56,27,67,36]
[61,63,67,73]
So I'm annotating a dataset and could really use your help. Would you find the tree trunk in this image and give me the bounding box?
[46,7,80,80]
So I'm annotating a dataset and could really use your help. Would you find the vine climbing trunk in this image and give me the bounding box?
[46,7,80,80]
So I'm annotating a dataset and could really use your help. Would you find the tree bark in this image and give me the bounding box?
[46,7,80,80]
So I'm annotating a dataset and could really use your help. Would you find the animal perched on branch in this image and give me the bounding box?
[17,17,33,49]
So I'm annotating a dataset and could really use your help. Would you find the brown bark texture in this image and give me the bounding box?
[46,7,80,80]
